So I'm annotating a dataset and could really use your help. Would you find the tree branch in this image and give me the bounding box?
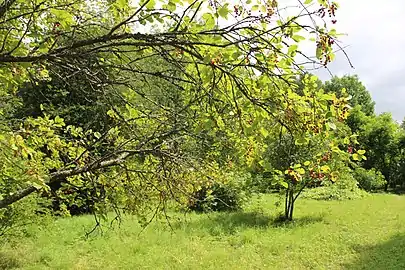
[0,149,156,209]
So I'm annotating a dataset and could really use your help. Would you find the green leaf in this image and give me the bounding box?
[54,115,64,125]
[327,122,336,130]
[352,153,360,161]
[258,160,265,167]
[316,46,323,59]
[304,161,311,166]
[216,116,225,129]
[304,0,313,4]
[260,127,269,138]
[288,44,298,54]
[321,165,330,172]
[116,0,127,9]
[232,51,242,60]
[295,137,309,145]
[296,168,305,175]
[146,0,156,9]
[280,181,288,188]
[28,181,44,190]
[218,5,229,18]
[357,149,366,155]
[292,35,305,42]
[202,13,215,28]
[167,1,177,12]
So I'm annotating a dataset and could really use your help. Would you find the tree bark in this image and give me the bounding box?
[285,186,295,221]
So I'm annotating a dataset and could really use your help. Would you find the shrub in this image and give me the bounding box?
[302,169,368,201]
[0,195,52,241]
[353,167,386,191]
[187,172,251,212]
[244,173,275,193]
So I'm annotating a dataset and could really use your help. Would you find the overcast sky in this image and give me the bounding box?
[311,0,405,121]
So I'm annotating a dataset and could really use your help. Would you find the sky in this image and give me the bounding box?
[311,0,405,122]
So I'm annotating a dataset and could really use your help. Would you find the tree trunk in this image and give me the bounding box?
[289,192,294,221]
[284,185,295,221]
[285,189,288,218]
[384,180,389,192]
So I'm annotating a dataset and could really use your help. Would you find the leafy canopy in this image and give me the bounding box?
[0,0,359,223]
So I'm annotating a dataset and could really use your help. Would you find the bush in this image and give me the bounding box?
[0,195,52,241]
[187,172,251,212]
[353,167,386,191]
[302,169,368,201]
[244,173,274,193]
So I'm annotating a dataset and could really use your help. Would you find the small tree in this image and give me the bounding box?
[323,75,375,116]
[268,76,365,221]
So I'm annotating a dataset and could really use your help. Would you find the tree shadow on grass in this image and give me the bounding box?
[343,234,405,270]
[192,211,324,235]
[271,215,324,228]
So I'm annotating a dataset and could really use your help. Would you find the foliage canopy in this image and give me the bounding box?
[0,0,359,223]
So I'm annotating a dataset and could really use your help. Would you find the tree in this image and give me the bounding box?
[0,0,356,224]
[261,75,360,220]
[323,75,375,116]
[344,105,369,134]
[357,113,400,191]
[12,60,117,134]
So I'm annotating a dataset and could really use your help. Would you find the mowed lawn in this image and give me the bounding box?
[2,194,405,270]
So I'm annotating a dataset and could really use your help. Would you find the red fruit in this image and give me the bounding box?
[348,146,353,154]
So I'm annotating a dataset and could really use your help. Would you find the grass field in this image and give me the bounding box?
[2,194,405,270]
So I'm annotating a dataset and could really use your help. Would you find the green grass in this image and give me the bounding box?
[2,194,405,269]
